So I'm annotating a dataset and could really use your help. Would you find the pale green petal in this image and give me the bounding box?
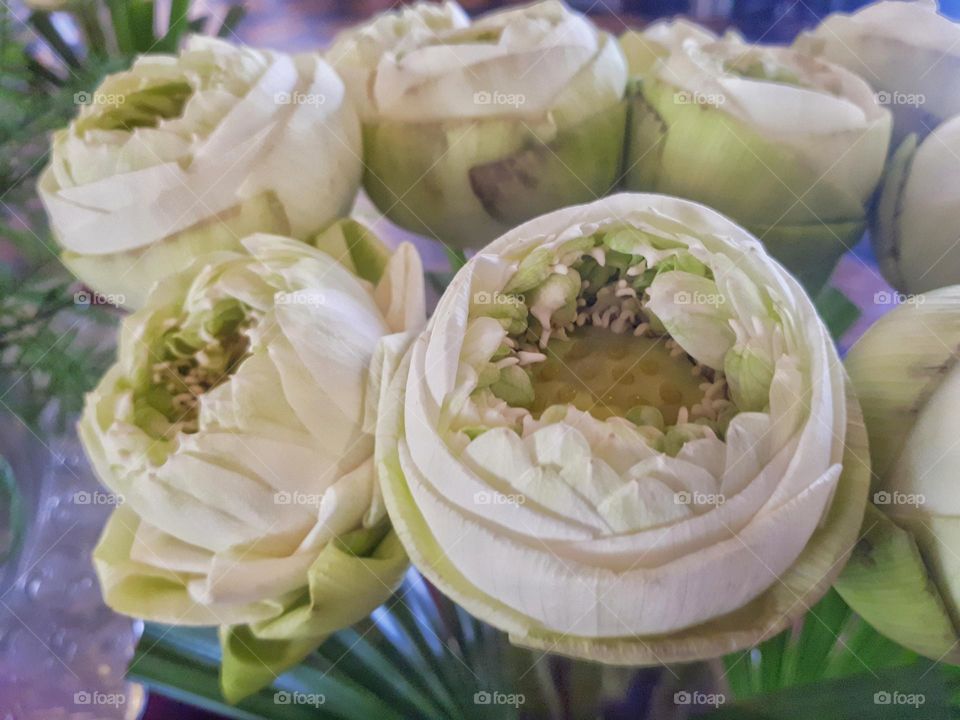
[311,218,390,284]
[835,504,960,662]
[219,527,407,702]
[645,271,734,369]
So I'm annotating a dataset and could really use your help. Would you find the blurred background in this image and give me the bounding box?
[230,0,960,48]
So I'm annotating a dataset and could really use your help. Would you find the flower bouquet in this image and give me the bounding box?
[7,0,960,718]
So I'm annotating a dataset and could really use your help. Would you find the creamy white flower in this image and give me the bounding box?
[795,0,960,142]
[39,36,362,308]
[873,115,960,294]
[329,0,628,248]
[378,194,869,663]
[326,0,470,120]
[623,24,891,291]
[83,230,423,640]
[836,286,960,663]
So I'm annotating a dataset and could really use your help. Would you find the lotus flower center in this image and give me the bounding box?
[530,326,706,425]
[474,234,736,445]
[136,299,253,440]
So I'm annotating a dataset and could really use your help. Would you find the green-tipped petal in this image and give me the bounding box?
[219,527,407,703]
[835,504,960,662]
[312,218,391,285]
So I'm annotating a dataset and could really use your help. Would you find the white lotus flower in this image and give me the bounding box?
[39,36,363,308]
[328,0,628,249]
[81,223,424,700]
[623,24,891,291]
[836,286,960,663]
[377,194,869,663]
[795,0,960,143]
[873,115,960,294]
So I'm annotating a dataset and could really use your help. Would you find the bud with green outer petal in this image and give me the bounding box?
[872,117,960,294]
[81,222,425,700]
[329,0,629,249]
[621,23,891,292]
[39,37,363,308]
[836,286,960,663]
[376,193,869,665]
[795,0,960,145]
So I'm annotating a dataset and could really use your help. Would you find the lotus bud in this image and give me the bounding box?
[795,0,960,144]
[836,286,960,663]
[328,0,629,249]
[376,193,870,665]
[872,116,960,294]
[39,37,363,308]
[80,224,425,700]
[621,22,891,292]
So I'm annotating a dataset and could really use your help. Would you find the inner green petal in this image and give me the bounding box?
[134,299,254,440]
[79,81,193,133]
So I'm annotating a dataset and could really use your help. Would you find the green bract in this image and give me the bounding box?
[328,0,628,249]
[836,286,960,663]
[873,116,960,294]
[621,22,891,292]
[39,36,363,308]
[377,193,868,665]
[81,223,425,700]
[795,0,960,144]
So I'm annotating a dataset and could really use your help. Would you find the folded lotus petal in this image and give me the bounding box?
[329,0,628,249]
[622,22,891,292]
[835,286,960,663]
[38,37,362,307]
[378,193,868,663]
[82,224,424,700]
[795,0,960,144]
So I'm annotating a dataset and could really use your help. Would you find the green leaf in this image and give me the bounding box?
[156,0,191,52]
[815,287,861,342]
[131,574,530,720]
[217,5,247,38]
[706,663,957,720]
[28,11,81,68]
[444,247,468,273]
[127,0,157,53]
[106,0,134,53]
